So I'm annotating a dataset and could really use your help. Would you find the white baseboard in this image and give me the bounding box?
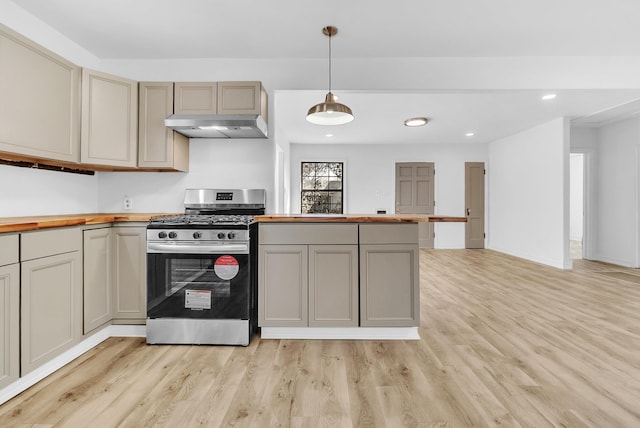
[0,324,146,406]
[260,327,420,340]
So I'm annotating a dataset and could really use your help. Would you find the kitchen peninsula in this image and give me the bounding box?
[253,214,466,340]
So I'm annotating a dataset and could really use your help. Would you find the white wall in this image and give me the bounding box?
[594,117,640,267]
[97,139,275,213]
[290,142,488,249]
[488,118,570,268]
[0,165,98,216]
[570,153,584,241]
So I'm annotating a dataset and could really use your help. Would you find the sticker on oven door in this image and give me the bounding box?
[214,255,239,280]
[185,289,211,310]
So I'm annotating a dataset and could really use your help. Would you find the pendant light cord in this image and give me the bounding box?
[328,31,332,93]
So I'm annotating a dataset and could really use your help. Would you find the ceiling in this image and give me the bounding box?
[9,0,640,144]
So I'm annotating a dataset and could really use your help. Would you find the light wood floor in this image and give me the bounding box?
[1,249,640,427]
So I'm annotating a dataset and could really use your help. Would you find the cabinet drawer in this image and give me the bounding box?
[359,223,419,245]
[21,228,82,261]
[259,224,358,245]
[0,234,19,266]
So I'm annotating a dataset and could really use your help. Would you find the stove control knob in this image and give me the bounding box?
[217,232,226,239]
[227,232,236,240]
[168,232,178,239]
[193,231,202,239]
[158,231,167,239]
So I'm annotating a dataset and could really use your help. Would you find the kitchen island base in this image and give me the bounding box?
[261,326,420,340]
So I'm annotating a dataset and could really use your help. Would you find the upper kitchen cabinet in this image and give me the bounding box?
[81,68,138,168]
[218,81,268,120]
[138,82,189,171]
[0,24,81,163]
[174,82,217,115]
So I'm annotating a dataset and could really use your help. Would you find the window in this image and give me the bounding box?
[301,162,343,214]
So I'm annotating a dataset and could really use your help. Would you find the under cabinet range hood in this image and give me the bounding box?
[164,114,268,139]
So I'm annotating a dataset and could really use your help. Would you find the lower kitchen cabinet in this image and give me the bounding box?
[258,244,308,326]
[83,227,112,334]
[359,224,420,327]
[308,245,358,327]
[20,228,82,375]
[112,225,147,323]
[258,224,359,327]
[0,234,19,388]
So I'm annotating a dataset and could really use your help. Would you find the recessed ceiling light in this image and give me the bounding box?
[404,117,429,127]
[325,133,333,137]
[541,93,557,100]
[465,132,475,137]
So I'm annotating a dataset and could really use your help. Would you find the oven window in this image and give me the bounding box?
[168,259,230,297]
[147,252,250,319]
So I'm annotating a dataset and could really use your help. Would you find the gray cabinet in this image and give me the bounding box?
[138,82,189,171]
[81,68,138,167]
[359,224,420,327]
[112,225,147,323]
[0,234,19,389]
[258,244,308,326]
[83,228,112,334]
[20,228,82,375]
[309,244,358,327]
[0,24,81,163]
[258,224,358,327]
[217,81,268,120]
[174,82,217,115]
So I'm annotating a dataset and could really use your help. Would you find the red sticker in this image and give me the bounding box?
[214,255,239,280]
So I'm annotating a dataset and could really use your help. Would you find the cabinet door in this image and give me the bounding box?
[21,251,82,375]
[217,81,266,119]
[81,68,138,167]
[359,244,419,327]
[83,228,112,334]
[0,24,80,163]
[308,245,358,327]
[0,263,19,389]
[138,82,189,171]
[174,82,217,115]
[258,245,308,327]
[112,227,146,322]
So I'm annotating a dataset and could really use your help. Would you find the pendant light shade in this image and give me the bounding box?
[306,92,354,125]
[306,26,354,125]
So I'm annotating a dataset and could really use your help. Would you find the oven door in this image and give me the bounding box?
[147,252,249,319]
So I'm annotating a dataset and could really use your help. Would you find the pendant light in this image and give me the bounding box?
[306,26,354,125]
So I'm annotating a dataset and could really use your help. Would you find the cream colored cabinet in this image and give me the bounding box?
[0,234,19,389]
[174,82,217,115]
[258,224,358,327]
[138,82,189,171]
[0,24,81,163]
[83,228,112,334]
[81,68,138,167]
[112,225,147,324]
[308,244,358,327]
[359,224,420,327]
[20,228,82,375]
[217,81,268,120]
[259,244,308,326]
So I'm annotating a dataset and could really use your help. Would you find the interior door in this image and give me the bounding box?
[465,162,485,249]
[395,162,435,248]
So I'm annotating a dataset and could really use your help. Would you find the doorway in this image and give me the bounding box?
[570,153,584,259]
[395,162,435,248]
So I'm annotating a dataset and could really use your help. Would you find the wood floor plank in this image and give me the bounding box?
[2,249,640,427]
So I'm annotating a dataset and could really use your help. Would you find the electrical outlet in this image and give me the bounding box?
[123,196,133,210]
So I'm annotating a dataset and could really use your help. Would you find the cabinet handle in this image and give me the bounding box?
[466,208,470,216]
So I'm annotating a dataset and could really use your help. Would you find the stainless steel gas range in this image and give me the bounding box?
[146,189,265,346]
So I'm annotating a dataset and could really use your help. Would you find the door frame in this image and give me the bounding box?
[570,148,595,260]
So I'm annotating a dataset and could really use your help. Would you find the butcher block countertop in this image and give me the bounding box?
[253,214,467,223]
[0,213,177,233]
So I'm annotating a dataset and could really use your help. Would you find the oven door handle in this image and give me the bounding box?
[147,242,249,254]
